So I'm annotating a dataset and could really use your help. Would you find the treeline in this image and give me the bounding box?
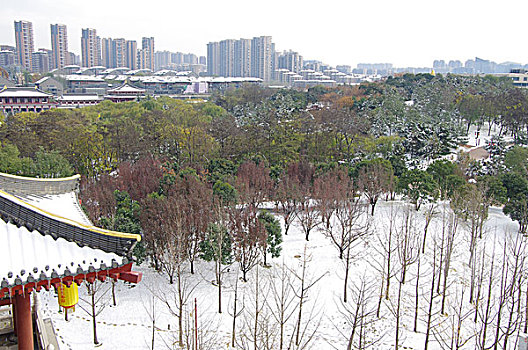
[2,74,528,253]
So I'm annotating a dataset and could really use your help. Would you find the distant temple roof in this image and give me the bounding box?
[107,83,146,94]
[0,87,52,98]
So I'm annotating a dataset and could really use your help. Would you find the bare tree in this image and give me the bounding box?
[236,266,277,350]
[298,198,321,242]
[424,241,439,350]
[422,202,438,253]
[171,174,213,275]
[229,268,244,348]
[324,175,366,260]
[156,242,200,347]
[264,262,298,350]
[391,207,420,350]
[142,291,159,350]
[230,204,267,282]
[337,275,383,350]
[289,248,326,349]
[476,237,497,350]
[314,168,347,230]
[236,160,273,208]
[357,159,393,216]
[78,280,110,346]
[327,184,370,302]
[369,203,399,318]
[444,215,458,313]
[432,286,474,350]
[275,165,302,235]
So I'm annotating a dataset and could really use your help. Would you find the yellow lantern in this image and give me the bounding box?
[58,282,79,309]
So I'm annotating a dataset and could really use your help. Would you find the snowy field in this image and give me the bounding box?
[39,198,523,350]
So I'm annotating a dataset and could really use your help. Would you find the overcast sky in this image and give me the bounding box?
[1,0,526,68]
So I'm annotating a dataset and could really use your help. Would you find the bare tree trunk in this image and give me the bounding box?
[112,279,117,306]
[376,277,384,318]
[480,247,496,350]
[91,285,99,345]
[424,247,437,350]
[217,257,222,314]
[231,275,239,348]
[395,278,403,350]
[344,246,351,303]
[414,253,421,332]
[254,267,259,350]
[525,281,528,333]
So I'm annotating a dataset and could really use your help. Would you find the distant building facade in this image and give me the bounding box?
[50,24,68,69]
[126,40,137,70]
[234,39,251,77]
[14,20,34,70]
[0,50,15,67]
[81,28,100,68]
[31,50,50,73]
[277,50,303,73]
[207,36,275,81]
[251,36,273,82]
[207,42,220,76]
[139,37,155,71]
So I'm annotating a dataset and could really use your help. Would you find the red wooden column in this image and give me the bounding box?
[14,292,33,350]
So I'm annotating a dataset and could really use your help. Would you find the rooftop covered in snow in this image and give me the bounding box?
[0,172,142,296]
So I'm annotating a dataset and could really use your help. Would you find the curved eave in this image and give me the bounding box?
[1,262,142,299]
[0,190,140,257]
[0,190,141,242]
[0,173,81,183]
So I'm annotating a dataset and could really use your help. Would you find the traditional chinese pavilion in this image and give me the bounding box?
[0,172,142,350]
[104,83,146,103]
[0,87,57,115]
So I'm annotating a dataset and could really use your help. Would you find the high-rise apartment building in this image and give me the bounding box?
[278,50,303,73]
[219,39,235,77]
[234,39,252,77]
[251,36,273,81]
[125,40,137,70]
[207,42,220,76]
[14,20,34,70]
[68,52,80,66]
[208,36,274,81]
[139,37,155,71]
[81,28,100,68]
[50,24,68,69]
[32,50,50,73]
[112,38,126,68]
[101,38,113,68]
[172,52,184,65]
[183,53,198,65]
[0,51,16,67]
[155,51,171,70]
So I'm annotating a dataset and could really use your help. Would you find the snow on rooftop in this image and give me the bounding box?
[57,95,103,102]
[0,218,123,287]
[107,83,146,93]
[20,192,93,226]
[64,75,106,82]
[0,88,52,98]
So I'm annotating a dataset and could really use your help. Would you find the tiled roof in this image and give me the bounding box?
[107,83,145,93]
[0,87,52,98]
[0,190,140,257]
[0,219,125,289]
[0,173,143,294]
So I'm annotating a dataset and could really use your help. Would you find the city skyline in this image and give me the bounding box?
[1,0,527,68]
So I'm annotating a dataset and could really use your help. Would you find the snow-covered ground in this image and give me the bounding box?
[38,197,523,350]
